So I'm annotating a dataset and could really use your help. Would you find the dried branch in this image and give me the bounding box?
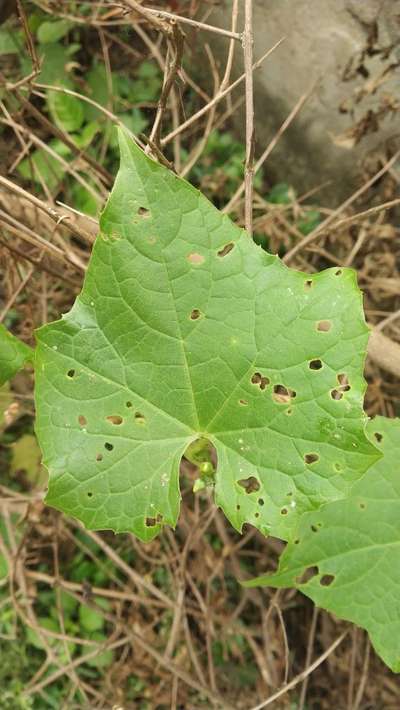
[149,21,185,150]
[283,150,400,263]
[243,0,255,235]
[162,38,285,147]
[249,631,348,710]
[224,82,315,214]
[142,6,242,41]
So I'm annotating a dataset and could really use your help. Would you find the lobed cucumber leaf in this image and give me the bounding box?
[35,131,378,542]
[246,417,400,672]
[0,323,33,386]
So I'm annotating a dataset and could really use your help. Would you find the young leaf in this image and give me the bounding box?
[0,324,32,386]
[37,20,72,45]
[246,417,400,671]
[47,89,85,134]
[35,132,377,541]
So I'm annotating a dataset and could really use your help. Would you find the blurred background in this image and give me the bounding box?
[0,1,399,708]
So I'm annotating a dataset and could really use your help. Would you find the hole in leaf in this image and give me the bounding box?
[285,408,293,416]
[258,498,264,506]
[126,401,133,408]
[296,566,318,584]
[334,462,342,472]
[145,517,156,527]
[309,359,323,370]
[294,539,300,545]
[87,492,93,498]
[304,453,319,465]
[359,502,366,510]
[331,389,343,401]
[311,524,318,532]
[67,369,75,378]
[78,415,87,427]
[273,385,296,404]
[236,504,241,511]
[334,269,342,276]
[217,242,234,257]
[316,320,331,332]
[190,309,201,320]
[96,453,103,462]
[304,279,313,290]
[238,476,260,494]
[104,442,113,451]
[106,415,123,425]
[374,432,383,443]
[138,206,150,217]
[135,412,146,424]
[239,399,248,406]
[255,512,260,518]
[320,574,335,586]
[281,507,288,515]
[251,372,270,390]
[187,252,205,265]
[337,373,351,391]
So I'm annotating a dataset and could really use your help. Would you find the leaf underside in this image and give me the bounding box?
[35,132,378,542]
[247,417,400,672]
[0,323,32,386]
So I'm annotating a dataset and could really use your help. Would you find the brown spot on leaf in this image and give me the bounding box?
[106,415,123,425]
[238,476,260,494]
[273,385,296,404]
[217,242,234,257]
[187,252,205,265]
[317,320,331,332]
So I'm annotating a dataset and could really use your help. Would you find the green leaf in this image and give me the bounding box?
[37,43,79,85]
[35,132,378,542]
[47,89,84,133]
[37,20,72,44]
[266,182,295,205]
[0,29,21,55]
[297,210,321,236]
[84,633,114,668]
[246,416,400,672]
[72,121,100,149]
[79,598,108,633]
[131,61,162,102]
[117,110,148,138]
[18,139,71,192]
[0,324,32,386]
[84,65,109,122]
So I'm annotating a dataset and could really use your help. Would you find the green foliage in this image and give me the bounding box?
[9,15,161,213]
[266,182,294,205]
[37,20,72,45]
[297,209,321,235]
[47,89,85,133]
[246,417,400,671]
[190,130,262,202]
[18,139,71,191]
[35,133,377,546]
[0,324,32,386]
[0,28,22,55]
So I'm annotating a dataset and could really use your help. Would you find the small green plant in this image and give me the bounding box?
[1,133,400,673]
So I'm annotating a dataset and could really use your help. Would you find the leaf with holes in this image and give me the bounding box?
[245,417,400,671]
[35,131,378,541]
[0,324,32,386]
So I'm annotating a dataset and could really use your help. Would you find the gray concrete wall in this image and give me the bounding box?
[210,0,400,203]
